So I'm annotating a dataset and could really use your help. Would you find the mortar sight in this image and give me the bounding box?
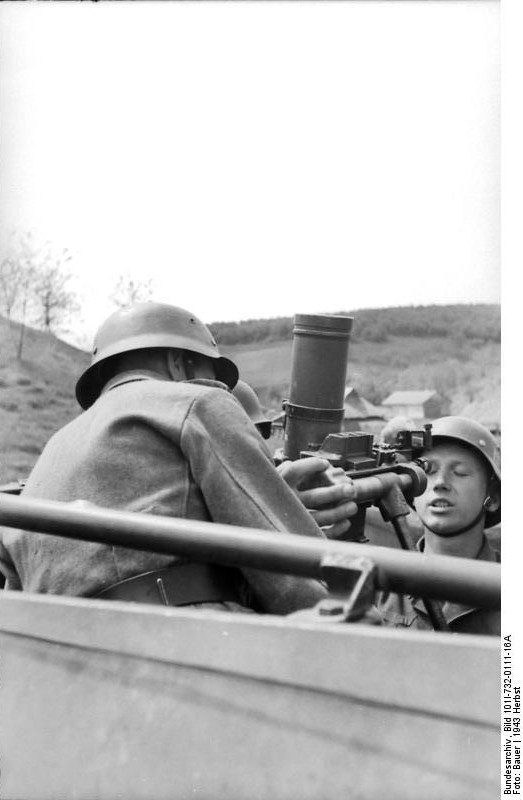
[392,425,433,457]
[301,432,376,471]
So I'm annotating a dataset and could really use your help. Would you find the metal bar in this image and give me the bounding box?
[0,493,500,609]
[351,472,413,503]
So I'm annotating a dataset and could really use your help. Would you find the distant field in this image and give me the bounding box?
[222,340,293,391]
[223,335,500,421]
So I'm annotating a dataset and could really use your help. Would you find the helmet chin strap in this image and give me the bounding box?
[423,498,490,538]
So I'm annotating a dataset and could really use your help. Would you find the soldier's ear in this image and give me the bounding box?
[484,480,500,513]
[166,349,185,381]
[485,495,500,513]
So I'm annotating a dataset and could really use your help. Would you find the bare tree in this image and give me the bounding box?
[111,272,155,309]
[32,245,78,333]
[0,232,79,358]
[0,256,20,320]
[0,232,39,358]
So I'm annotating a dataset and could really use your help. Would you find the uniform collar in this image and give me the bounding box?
[101,372,231,396]
[416,534,499,563]
[101,370,166,394]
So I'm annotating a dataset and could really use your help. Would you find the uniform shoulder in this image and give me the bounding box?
[166,378,234,403]
[149,378,240,419]
[182,379,242,412]
[184,378,232,393]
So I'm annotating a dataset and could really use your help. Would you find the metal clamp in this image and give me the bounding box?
[281,401,345,424]
[314,554,378,623]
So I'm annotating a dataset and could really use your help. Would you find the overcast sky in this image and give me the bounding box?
[0,0,499,345]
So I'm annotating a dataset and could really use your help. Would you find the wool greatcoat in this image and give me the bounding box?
[0,373,328,614]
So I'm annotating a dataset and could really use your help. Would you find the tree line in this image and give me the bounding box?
[209,304,500,347]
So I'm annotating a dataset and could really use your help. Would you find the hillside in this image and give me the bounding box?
[214,303,500,420]
[0,304,500,483]
[0,317,90,483]
[222,336,500,421]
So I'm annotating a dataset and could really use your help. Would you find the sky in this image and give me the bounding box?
[0,0,500,347]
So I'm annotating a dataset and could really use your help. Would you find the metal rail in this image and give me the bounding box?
[0,493,500,609]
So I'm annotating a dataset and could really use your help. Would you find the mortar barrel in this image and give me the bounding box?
[283,314,353,460]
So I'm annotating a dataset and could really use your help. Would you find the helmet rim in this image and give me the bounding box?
[76,303,239,408]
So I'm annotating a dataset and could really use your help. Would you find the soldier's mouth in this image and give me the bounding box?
[429,499,453,509]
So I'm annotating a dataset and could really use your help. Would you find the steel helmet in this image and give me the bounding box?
[232,380,272,439]
[428,416,501,527]
[76,302,239,409]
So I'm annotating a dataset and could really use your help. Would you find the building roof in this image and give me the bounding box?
[344,386,384,419]
[382,390,439,406]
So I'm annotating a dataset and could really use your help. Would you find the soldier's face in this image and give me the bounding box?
[415,442,489,536]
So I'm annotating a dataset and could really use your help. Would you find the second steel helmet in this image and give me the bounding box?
[76,302,239,409]
[428,415,501,527]
[232,380,273,439]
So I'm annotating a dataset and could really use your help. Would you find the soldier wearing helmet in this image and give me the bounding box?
[415,416,501,538]
[232,380,273,440]
[0,302,330,615]
[232,380,358,539]
[378,416,501,635]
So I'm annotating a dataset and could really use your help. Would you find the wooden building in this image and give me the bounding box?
[342,386,385,434]
[381,390,449,422]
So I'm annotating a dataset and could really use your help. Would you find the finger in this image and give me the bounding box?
[276,458,330,489]
[310,500,359,526]
[321,519,352,539]
[326,466,347,478]
[298,481,356,509]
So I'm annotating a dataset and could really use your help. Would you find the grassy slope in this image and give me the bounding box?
[0,312,500,482]
[0,317,89,483]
